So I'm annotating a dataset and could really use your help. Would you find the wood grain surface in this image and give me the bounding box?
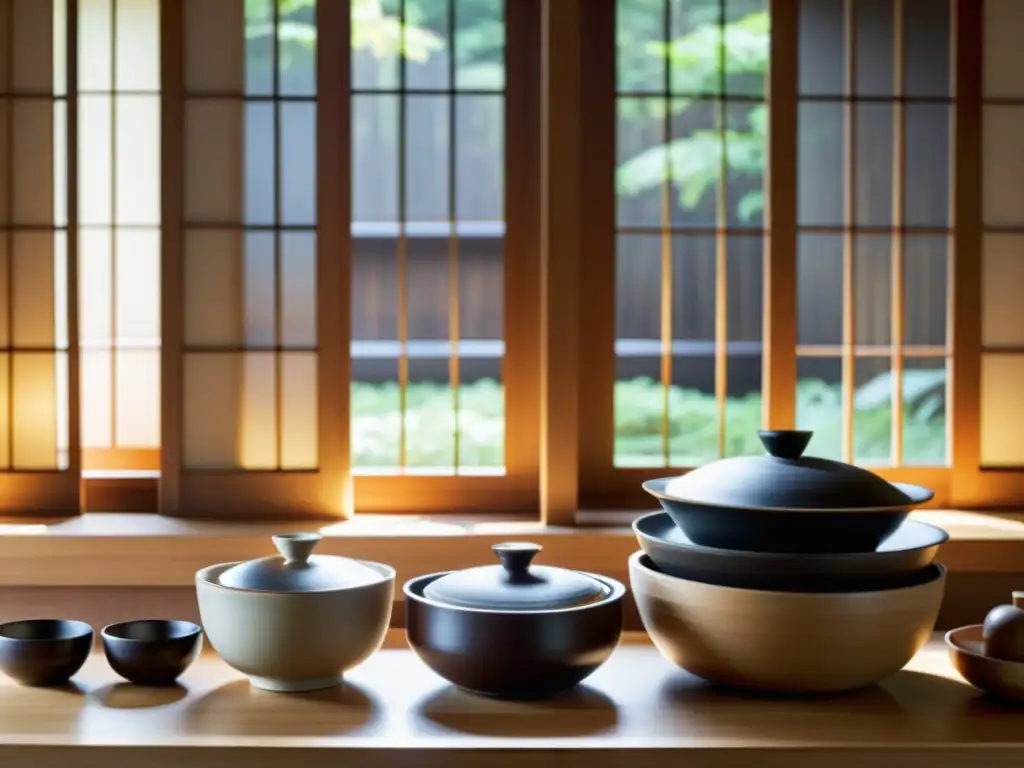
[0,631,1021,768]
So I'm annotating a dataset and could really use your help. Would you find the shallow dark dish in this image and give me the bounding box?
[946,625,1024,703]
[643,429,933,553]
[405,543,625,700]
[0,619,93,686]
[634,511,948,589]
[101,620,203,686]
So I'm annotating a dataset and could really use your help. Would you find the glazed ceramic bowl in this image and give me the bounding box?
[643,430,933,553]
[634,511,948,589]
[946,625,1024,702]
[101,620,203,686]
[405,543,625,700]
[630,550,945,693]
[196,533,395,692]
[0,619,93,686]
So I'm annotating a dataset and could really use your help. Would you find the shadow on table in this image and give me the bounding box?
[182,678,381,737]
[91,682,189,709]
[413,684,619,738]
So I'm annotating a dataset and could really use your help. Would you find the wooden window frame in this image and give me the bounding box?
[19,0,1024,518]
[571,0,1014,514]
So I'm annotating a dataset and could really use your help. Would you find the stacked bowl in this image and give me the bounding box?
[631,429,948,694]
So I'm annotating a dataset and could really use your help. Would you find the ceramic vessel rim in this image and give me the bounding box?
[0,619,93,642]
[642,476,933,513]
[100,619,202,642]
[196,559,396,594]
[945,624,1024,671]
[405,570,626,614]
[629,549,947,597]
[632,510,950,557]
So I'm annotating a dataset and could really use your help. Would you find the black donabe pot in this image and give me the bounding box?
[642,430,935,554]
[404,542,625,700]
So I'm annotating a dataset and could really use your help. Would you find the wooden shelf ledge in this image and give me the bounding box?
[0,631,1021,768]
[0,510,1021,588]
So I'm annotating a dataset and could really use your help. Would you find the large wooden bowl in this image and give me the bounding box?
[630,551,945,694]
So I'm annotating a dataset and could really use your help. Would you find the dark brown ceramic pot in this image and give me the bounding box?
[405,543,625,700]
[0,619,93,686]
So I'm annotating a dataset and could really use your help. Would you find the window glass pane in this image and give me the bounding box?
[902,358,946,466]
[798,102,843,227]
[983,106,1024,227]
[798,0,844,96]
[854,0,893,97]
[351,0,506,475]
[983,234,1024,348]
[797,356,842,461]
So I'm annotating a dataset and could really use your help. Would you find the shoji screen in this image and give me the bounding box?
[0,0,79,514]
[162,0,347,517]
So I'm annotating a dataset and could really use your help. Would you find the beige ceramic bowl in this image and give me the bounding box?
[946,625,1024,702]
[630,550,945,693]
[196,560,394,692]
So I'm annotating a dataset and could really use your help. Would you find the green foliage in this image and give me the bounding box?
[351,374,947,469]
[616,11,769,220]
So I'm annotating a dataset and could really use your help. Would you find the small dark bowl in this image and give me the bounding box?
[0,619,94,686]
[649,493,909,554]
[101,620,202,686]
[405,572,625,700]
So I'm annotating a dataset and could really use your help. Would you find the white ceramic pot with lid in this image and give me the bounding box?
[196,532,394,692]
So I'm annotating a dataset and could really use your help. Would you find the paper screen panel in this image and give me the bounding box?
[184,229,243,347]
[982,234,1024,348]
[983,106,1024,227]
[183,353,243,468]
[115,349,159,446]
[115,0,159,91]
[13,100,54,225]
[184,0,244,93]
[984,0,1024,99]
[280,232,316,347]
[12,0,53,93]
[78,0,112,90]
[239,353,276,469]
[280,352,317,470]
[115,95,160,226]
[82,350,112,447]
[185,99,243,222]
[78,95,111,224]
[11,232,55,348]
[981,354,1024,467]
[12,353,58,469]
[114,229,160,340]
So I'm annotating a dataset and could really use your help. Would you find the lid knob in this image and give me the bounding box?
[272,532,322,565]
[492,542,541,581]
[758,430,813,460]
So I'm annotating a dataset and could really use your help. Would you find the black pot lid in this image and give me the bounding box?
[422,542,608,611]
[643,430,934,512]
[216,533,381,592]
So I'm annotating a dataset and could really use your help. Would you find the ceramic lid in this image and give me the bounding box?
[216,533,381,592]
[422,542,608,611]
[648,430,934,512]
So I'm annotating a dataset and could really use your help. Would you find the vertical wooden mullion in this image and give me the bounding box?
[317,0,350,515]
[158,0,183,514]
[950,0,983,505]
[841,0,857,464]
[503,0,541,492]
[576,0,614,502]
[539,0,582,524]
[658,0,672,467]
[890,0,905,465]
[714,0,728,458]
[764,0,798,431]
[65,0,81,493]
[396,0,408,473]
[446,0,460,472]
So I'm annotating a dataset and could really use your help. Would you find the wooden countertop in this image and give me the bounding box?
[0,631,1021,768]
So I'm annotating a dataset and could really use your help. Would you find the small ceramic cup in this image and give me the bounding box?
[101,619,203,686]
[0,619,94,686]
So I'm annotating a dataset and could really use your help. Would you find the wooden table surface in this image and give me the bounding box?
[0,631,1021,768]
